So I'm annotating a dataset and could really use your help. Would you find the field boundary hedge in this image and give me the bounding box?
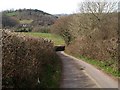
[2,30,61,88]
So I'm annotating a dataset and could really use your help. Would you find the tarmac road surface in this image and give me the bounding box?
[57,52,118,89]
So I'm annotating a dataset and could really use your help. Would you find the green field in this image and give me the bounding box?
[24,32,65,46]
[6,12,17,16]
[20,19,33,24]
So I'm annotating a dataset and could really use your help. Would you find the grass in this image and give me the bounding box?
[6,12,17,16]
[66,52,120,78]
[80,56,119,77]
[38,55,62,88]
[6,12,33,24]
[24,32,65,46]
[19,19,33,24]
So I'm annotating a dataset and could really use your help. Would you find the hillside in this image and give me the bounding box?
[3,9,58,32]
[51,12,119,77]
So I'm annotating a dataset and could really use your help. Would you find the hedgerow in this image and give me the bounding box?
[2,30,61,88]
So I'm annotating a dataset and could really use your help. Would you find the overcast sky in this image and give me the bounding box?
[0,0,82,14]
[0,0,119,14]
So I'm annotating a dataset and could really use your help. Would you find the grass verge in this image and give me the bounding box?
[37,54,62,88]
[65,52,120,78]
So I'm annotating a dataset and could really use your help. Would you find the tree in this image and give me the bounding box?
[79,0,118,19]
[79,0,118,26]
[51,16,74,45]
[2,13,19,28]
[78,0,118,39]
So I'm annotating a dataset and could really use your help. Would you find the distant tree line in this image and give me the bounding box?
[2,9,58,32]
[2,13,19,28]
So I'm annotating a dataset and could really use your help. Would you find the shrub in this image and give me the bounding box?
[2,30,61,88]
[32,26,50,33]
[51,16,75,45]
[52,13,118,75]
[15,27,32,32]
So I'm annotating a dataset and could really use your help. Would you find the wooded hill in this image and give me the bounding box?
[2,9,58,32]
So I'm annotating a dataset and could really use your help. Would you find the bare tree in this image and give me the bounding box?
[78,0,118,39]
[79,0,118,21]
